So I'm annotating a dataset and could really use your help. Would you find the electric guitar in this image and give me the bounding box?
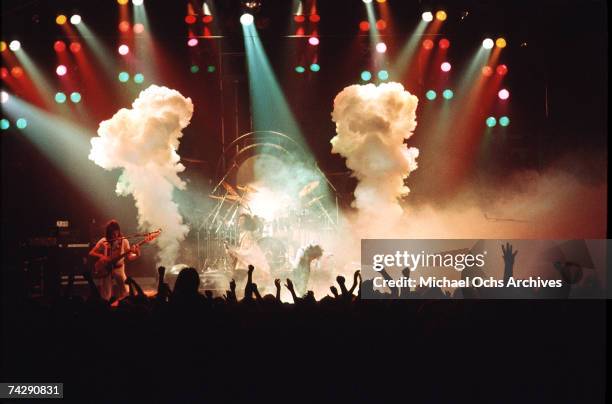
[92,229,161,279]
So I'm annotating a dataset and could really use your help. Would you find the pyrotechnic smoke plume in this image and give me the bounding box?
[331,82,419,233]
[89,85,193,266]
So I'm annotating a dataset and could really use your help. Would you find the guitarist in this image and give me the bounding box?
[88,220,140,301]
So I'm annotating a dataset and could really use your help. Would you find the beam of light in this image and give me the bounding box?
[12,49,57,109]
[482,38,494,49]
[132,0,161,82]
[390,19,427,81]
[9,40,21,51]
[422,12,433,22]
[73,22,116,74]
[70,15,82,25]
[2,94,120,217]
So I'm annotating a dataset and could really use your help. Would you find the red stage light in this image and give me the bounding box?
[1,67,8,79]
[309,14,320,23]
[439,38,450,49]
[359,21,370,32]
[118,21,131,32]
[202,15,213,23]
[376,20,387,30]
[54,41,66,52]
[133,23,145,34]
[56,65,67,76]
[69,42,81,53]
[481,66,493,77]
[11,67,24,78]
[294,15,305,23]
[496,64,508,76]
[422,39,434,50]
[185,15,197,24]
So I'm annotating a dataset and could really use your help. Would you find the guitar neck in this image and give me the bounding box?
[111,239,147,264]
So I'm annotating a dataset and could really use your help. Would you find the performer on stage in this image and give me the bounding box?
[88,220,140,301]
[292,244,323,297]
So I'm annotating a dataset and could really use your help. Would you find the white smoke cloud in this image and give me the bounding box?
[331,82,419,234]
[89,84,193,266]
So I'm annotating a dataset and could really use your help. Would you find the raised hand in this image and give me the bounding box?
[336,275,345,285]
[501,242,518,266]
[248,265,255,275]
[330,285,339,297]
[285,278,294,290]
[274,279,281,290]
[229,279,236,291]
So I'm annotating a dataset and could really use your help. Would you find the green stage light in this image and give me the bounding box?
[207,65,216,73]
[499,116,510,127]
[486,116,497,127]
[310,63,320,72]
[118,71,130,82]
[0,119,9,130]
[425,90,437,100]
[134,73,144,83]
[361,71,372,81]
[442,89,454,100]
[55,92,67,103]
[70,92,81,103]
[295,66,305,73]
[190,65,199,73]
[377,70,389,80]
[16,118,28,129]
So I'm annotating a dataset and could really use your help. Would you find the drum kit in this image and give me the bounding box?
[196,178,337,277]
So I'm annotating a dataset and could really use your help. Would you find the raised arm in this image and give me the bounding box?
[274,279,281,301]
[501,242,518,284]
[88,239,106,260]
[285,279,299,303]
[348,270,360,295]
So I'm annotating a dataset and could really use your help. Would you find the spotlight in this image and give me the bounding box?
[485,117,497,127]
[496,38,507,48]
[1,68,8,78]
[362,0,373,3]
[119,21,131,32]
[118,72,130,82]
[0,119,9,130]
[134,73,144,83]
[294,15,305,23]
[190,65,199,73]
[422,12,433,22]
[442,89,454,100]
[482,38,494,49]
[375,42,387,53]
[360,71,372,81]
[70,14,81,25]
[425,90,437,100]
[498,89,510,100]
[310,63,320,72]
[69,42,81,53]
[243,0,262,12]
[359,21,370,31]
[440,62,451,72]
[496,64,508,76]
[133,23,145,34]
[240,13,254,25]
[436,11,447,21]
[55,92,67,103]
[70,92,82,103]
[56,65,67,76]
[295,66,305,73]
[0,41,6,52]
[118,44,130,55]
[376,20,386,30]
[9,40,21,51]
[377,70,389,80]
[422,39,434,50]
[54,40,66,52]
[309,14,320,23]
[202,15,213,23]
[10,67,24,78]
[439,38,450,49]
[132,0,144,5]
[16,118,28,129]
[481,66,493,77]
[56,15,67,25]
[187,38,199,47]
[499,116,510,127]
[1,91,8,104]
[308,36,319,46]
[117,0,129,4]
[185,15,197,24]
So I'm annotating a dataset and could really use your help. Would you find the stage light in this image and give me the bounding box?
[425,90,437,100]
[56,65,67,76]
[359,21,370,31]
[117,0,129,4]
[1,91,8,103]
[134,73,144,83]
[187,38,199,47]
[0,119,9,130]
[378,70,389,80]
[310,63,320,72]
[118,71,130,82]
[436,11,447,21]
[486,117,497,127]
[118,44,130,55]
[498,89,510,100]
[0,41,6,52]
[482,66,493,76]
[376,42,387,53]
[499,116,510,127]
[190,65,199,73]
[11,67,24,78]
[441,62,451,72]
[185,15,197,24]
[132,0,144,5]
[308,36,319,46]
[496,64,508,76]
[1,67,7,79]
[70,15,82,25]
[442,89,454,100]
[376,0,386,3]
[55,92,67,103]
[360,71,372,81]
[69,42,81,53]
[362,0,373,3]
[133,23,145,34]
[240,13,254,25]
[56,15,67,25]
[119,21,131,32]
[294,15,305,23]
[422,12,433,22]
[496,38,507,48]
[9,40,21,51]
[295,66,305,73]
[439,38,450,49]
[16,118,28,129]
[207,65,216,73]
[70,92,81,103]
[482,38,494,49]
[54,41,66,52]
[309,14,320,23]
[202,15,213,23]
[243,0,262,10]
[422,39,434,50]
[376,20,387,30]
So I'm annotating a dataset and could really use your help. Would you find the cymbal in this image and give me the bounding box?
[299,180,320,198]
[221,181,239,197]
